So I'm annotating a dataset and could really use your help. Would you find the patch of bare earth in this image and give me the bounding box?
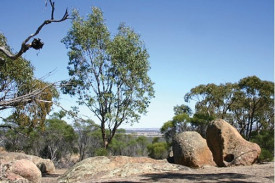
[42,162,274,183]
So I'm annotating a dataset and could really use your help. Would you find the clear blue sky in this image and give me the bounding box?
[0,0,274,128]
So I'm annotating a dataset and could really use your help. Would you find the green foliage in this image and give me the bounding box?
[184,82,236,120]
[160,112,192,145]
[0,33,34,111]
[258,149,274,162]
[147,138,168,159]
[11,80,58,131]
[136,136,149,156]
[0,33,58,131]
[160,120,174,145]
[41,118,77,161]
[74,118,102,160]
[3,115,77,163]
[109,129,149,156]
[62,7,154,148]
[3,127,31,152]
[51,110,67,120]
[184,76,274,140]
[190,112,214,137]
[250,129,274,162]
[233,76,274,139]
[95,148,109,156]
[174,104,192,116]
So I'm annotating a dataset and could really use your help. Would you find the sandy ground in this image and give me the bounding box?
[42,162,274,183]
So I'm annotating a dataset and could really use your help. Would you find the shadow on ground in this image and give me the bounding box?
[98,172,259,183]
[42,173,63,178]
[140,172,256,183]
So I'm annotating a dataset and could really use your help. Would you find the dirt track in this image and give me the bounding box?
[42,162,274,183]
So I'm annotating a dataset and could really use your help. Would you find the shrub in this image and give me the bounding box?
[251,129,274,162]
[147,138,168,159]
[95,148,109,156]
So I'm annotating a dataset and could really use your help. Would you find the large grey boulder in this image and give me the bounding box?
[58,156,189,183]
[173,131,216,168]
[206,119,261,167]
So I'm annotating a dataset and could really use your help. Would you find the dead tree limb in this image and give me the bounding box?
[0,0,69,62]
[0,82,56,109]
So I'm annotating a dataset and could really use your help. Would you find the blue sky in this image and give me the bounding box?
[0,0,274,128]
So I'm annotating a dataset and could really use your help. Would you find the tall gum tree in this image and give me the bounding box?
[62,7,155,148]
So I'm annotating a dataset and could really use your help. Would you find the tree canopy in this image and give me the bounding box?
[184,76,274,140]
[62,7,154,148]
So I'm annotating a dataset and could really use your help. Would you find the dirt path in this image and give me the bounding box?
[42,162,274,183]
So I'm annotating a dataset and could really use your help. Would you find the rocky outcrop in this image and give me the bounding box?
[58,156,190,183]
[30,155,55,174]
[173,131,216,168]
[10,159,42,183]
[1,159,41,183]
[206,119,261,167]
[0,152,55,174]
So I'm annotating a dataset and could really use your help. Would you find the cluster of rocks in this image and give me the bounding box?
[58,119,261,182]
[1,119,261,182]
[0,151,55,183]
[172,119,261,168]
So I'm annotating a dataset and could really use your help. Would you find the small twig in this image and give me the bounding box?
[38,68,58,80]
[50,0,55,20]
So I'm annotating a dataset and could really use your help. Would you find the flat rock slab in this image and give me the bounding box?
[58,156,190,183]
[80,162,274,183]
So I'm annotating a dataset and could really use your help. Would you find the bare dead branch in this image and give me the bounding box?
[0,80,76,110]
[0,82,55,108]
[0,1,69,61]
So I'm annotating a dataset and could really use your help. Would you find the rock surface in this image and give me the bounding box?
[58,156,189,183]
[10,159,42,183]
[173,131,216,168]
[42,162,274,183]
[0,151,55,174]
[5,171,29,183]
[206,119,261,167]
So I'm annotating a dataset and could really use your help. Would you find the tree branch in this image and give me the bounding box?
[0,0,69,61]
[0,82,56,108]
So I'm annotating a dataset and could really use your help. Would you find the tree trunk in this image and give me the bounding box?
[101,123,109,149]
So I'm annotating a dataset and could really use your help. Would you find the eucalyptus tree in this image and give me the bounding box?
[184,83,236,121]
[231,76,274,140]
[184,76,274,140]
[62,7,154,148]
